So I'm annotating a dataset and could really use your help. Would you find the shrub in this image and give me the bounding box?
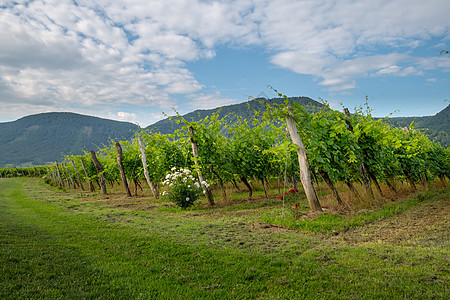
[278,188,303,219]
[161,167,209,209]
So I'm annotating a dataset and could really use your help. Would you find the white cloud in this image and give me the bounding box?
[116,112,137,123]
[0,0,449,119]
[260,0,450,90]
[187,92,237,110]
[416,56,450,71]
[375,65,423,76]
[271,52,334,76]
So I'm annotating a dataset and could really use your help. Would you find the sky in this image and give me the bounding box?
[1,0,449,127]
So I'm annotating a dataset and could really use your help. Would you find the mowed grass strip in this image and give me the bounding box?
[0,178,448,299]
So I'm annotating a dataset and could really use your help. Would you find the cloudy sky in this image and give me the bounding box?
[1,0,449,127]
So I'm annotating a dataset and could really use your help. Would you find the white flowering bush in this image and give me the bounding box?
[161,167,209,209]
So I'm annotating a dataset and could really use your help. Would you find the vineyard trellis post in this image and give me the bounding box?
[54,161,64,187]
[188,126,215,206]
[115,142,132,197]
[61,165,70,186]
[80,158,95,192]
[63,162,77,189]
[285,105,322,212]
[89,150,107,195]
[137,135,159,199]
[71,160,85,191]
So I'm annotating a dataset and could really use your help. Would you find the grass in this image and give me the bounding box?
[0,177,448,299]
[260,189,445,234]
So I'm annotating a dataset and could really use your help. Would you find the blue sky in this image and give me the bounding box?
[1,0,449,127]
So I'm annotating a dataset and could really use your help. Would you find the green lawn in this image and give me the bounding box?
[0,178,448,299]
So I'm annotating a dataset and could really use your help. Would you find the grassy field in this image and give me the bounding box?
[0,177,448,299]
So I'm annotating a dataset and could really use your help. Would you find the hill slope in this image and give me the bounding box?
[386,104,449,148]
[0,112,139,166]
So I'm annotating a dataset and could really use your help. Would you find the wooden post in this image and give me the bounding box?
[137,135,158,198]
[63,163,77,189]
[80,158,95,192]
[54,161,64,187]
[62,166,70,186]
[71,160,85,191]
[343,108,374,199]
[188,126,214,205]
[89,150,107,195]
[115,142,132,197]
[285,105,322,212]
[51,170,57,183]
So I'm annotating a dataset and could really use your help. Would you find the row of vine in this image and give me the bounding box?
[2,96,448,211]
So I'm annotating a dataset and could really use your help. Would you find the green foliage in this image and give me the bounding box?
[1,100,447,169]
[148,96,325,135]
[294,103,360,182]
[227,118,278,181]
[11,90,447,214]
[175,112,232,186]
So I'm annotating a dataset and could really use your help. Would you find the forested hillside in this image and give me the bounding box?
[385,104,449,148]
[0,112,138,166]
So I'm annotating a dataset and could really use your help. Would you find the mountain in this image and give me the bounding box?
[0,112,139,167]
[385,104,449,148]
[146,96,324,134]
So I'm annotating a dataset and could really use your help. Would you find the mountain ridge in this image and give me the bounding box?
[0,112,139,166]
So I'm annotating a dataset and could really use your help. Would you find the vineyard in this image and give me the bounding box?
[1,94,448,219]
[1,95,449,298]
